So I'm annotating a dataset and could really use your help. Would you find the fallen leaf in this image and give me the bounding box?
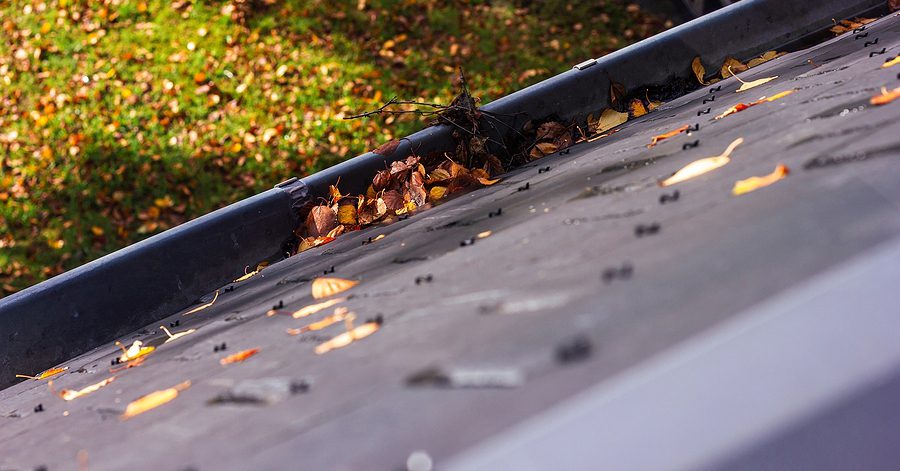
[427,168,451,184]
[220,348,260,365]
[267,297,345,318]
[692,56,708,85]
[184,290,219,315]
[116,341,155,362]
[882,56,900,69]
[736,75,777,92]
[160,325,196,343]
[715,90,793,119]
[870,86,900,106]
[477,177,501,186]
[337,199,358,225]
[306,205,337,237]
[233,266,261,283]
[594,108,628,133]
[660,137,744,187]
[109,357,146,373]
[54,377,116,401]
[372,139,400,156]
[477,230,492,239]
[747,50,784,68]
[629,98,648,118]
[120,381,190,420]
[311,277,359,299]
[16,366,68,380]
[721,57,748,78]
[648,124,689,148]
[314,319,381,354]
[529,142,557,160]
[732,164,789,195]
[609,82,627,111]
[429,186,448,202]
[288,308,354,335]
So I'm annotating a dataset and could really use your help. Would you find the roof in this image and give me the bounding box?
[2,5,900,471]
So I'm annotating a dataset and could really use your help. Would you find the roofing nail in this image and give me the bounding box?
[682,140,699,150]
[34,403,44,413]
[555,336,593,364]
[517,182,530,191]
[460,238,475,247]
[538,166,551,174]
[697,108,711,116]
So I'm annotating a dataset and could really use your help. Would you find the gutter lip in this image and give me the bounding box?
[0,0,885,390]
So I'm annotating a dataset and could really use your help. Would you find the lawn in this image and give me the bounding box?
[0,0,669,295]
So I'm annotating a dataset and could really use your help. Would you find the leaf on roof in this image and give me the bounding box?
[288,308,354,335]
[660,137,744,187]
[829,17,876,35]
[184,290,219,315]
[53,377,116,401]
[648,124,690,148]
[715,90,793,119]
[720,57,748,78]
[732,164,789,195]
[311,277,359,299]
[267,297,346,318]
[735,75,777,92]
[109,357,146,374]
[120,381,190,420]
[15,366,68,381]
[219,348,260,365]
[160,325,196,343]
[116,341,155,362]
[882,55,900,69]
[314,319,381,354]
[234,262,267,283]
[870,86,900,106]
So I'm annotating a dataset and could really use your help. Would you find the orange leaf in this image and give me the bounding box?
[16,366,68,380]
[55,377,116,401]
[311,277,359,299]
[648,124,689,148]
[219,348,260,365]
[184,290,219,315]
[732,164,789,195]
[314,320,381,354]
[267,297,346,318]
[870,87,900,106]
[287,308,354,335]
[120,381,190,420]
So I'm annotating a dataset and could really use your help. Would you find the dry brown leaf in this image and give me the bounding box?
[306,205,337,237]
[120,381,190,420]
[536,122,567,141]
[609,82,627,111]
[16,366,68,380]
[372,170,392,190]
[314,320,381,354]
[529,142,557,160]
[721,57,748,78]
[648,124,689,148]
[409,172,427,206]
[692,56,708,85]
[747,50,784,68]
[55,377,116,401]
[660,137,744,187]
[870,86,900,106]
[184,290,219,315]
[629,98,648,118]
[732,164,789,195]
[220,348,260,365]
[382,190,404,212]
[372,139,400,156]
[427,168,451,184]
[312,277,359,299]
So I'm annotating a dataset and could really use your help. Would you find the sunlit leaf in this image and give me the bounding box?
[287,308,354,336]
[268,297,347,318]
[477,177,501,186]
[16,366,68,380]
[870,86,900,106]
[647,124,689,148]
[529,142,557,160]
[882,56,900,69]
[160,325,196,343]
[120,381,190,420]
[314,320,381,354]
[429,186,448,202]
[54,377,116,401]
[660,137,744,187]
[219,348,260,365]
[732,164,789,195]
[593,108,628,133]
[184,290,219,315]
[311,277,359,299]
[720,57,748,78]
[736,75,777,92]
[692,56,708,85]
[716,90,793,119]
[629,98,648,118]
[747,50,785,68]
[116,341,155,362]
[477,230,492,239]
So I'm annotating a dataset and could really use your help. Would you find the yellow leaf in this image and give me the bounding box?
[720,57,748,78]
[91,226,104,236]
[160,325,196,343]
[736,76,777,92]
[594,108,628,133]
[184,290,219,315]
[881,56,900,69]
[732,164,789,195]
[55,377,116,401]
[529,142,557,160]
[315,320,381,354]
[120,381,190,420]
[16,366,68,380]
[763,90,794,102]
[268,297,346,318]
[337,202,358,225]
[116,341,155,362]
[691,57,708,85]
[477,230,492,239]
[477,177,501,186]
[660,138,744,187]
[311,277,359,299]
[287,308,354,335]
[629,98,648,118]
[429,186,448,202]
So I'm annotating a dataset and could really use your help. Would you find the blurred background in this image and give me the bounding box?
[0,0,690,295]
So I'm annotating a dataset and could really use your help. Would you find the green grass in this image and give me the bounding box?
[0,0,668,295]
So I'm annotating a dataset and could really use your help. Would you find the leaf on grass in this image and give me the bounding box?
[692,57,708,85]
[732,164,789,195]
[160,326,196,344]
[311,277,359,299]
[736,75,777,92]
[721,57,748,78]
[648,124,690,148]
[116,341,155,362]
[287,308,354,335]
[870,86,900,106]
[184,290,219,315]
[372,139,400,156]
[16,366,68,380]
[120,381,190,420]
[629,98,648,118]
[660,137,744,187]
[220,348,260,365]
[882,56,900,69]
[314,320,381,354]
[54,377,116,401]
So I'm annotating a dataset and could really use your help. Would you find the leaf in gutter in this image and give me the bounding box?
[529,142,557,160]
[692,57,708,85]
[870,86,900,106]
[311,277,359,299]
[15,366,68,380]
[660,137,744,187]
[184,290,219,315]
[595,108,628,133]
[647,124,689,148]
[747,50,784,68]
[720,57,748,78]
[609,82,627,112]
[629,98,648,118]
[429,186,448,202]
[120,381,190,420]
[220,348,260,365]
[306,205,337,237]
[732,164,789,195]
[372,139,400,156]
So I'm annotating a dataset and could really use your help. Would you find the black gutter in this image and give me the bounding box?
[0,0,883,389]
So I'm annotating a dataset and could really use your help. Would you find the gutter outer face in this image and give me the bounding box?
[0,0,883,389]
